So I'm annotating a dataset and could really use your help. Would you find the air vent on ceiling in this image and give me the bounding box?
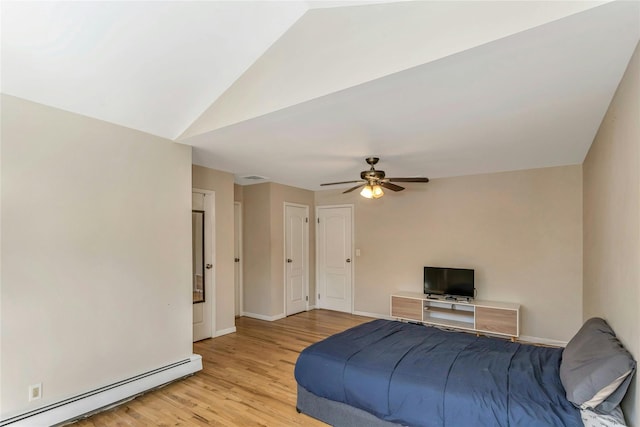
[242,175,268,180]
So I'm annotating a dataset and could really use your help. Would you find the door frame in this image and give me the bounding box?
[283,202,310,315]
[193,188,216,339]
[315,204,355,313]
[234,201,243,316]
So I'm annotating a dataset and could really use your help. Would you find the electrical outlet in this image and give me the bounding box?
[28,383,42,402]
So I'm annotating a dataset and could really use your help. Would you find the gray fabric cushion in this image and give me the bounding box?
[560,317,636,414]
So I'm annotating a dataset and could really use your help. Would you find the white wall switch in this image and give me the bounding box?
[356,249,361,256]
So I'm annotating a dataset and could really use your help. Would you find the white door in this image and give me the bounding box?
[317,206,353,313]
[193,191,215,342]
[234,202,242,317]
[285,204,309,316]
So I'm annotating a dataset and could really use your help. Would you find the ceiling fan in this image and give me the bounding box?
[320,157,429,199]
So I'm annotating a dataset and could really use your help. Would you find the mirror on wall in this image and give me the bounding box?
[192,210,205,303]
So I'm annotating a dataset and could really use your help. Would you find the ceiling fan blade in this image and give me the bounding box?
[380,181,405,192]
[343,184,364,194]
[321,180,364,186]
[387,177,430,183]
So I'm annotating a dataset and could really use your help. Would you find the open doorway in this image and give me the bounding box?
[193,190,215,341]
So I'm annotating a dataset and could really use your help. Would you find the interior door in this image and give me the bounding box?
[193,191,214,341]
[285,204,308,316]
[234,202,242,317]
[317,206,353,313]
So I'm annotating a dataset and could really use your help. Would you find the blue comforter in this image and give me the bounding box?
[294,320,581,427]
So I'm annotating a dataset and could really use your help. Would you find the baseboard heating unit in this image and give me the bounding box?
[0,354,203,427]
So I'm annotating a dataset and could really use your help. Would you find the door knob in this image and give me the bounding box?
[234,258,240,263]
[287,258,293,263]
[346,258,351,263]
[205,264,213,269]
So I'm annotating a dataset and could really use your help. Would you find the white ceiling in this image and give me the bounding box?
[0,1,309,138]
[2,1,639,191]
[181,1,607,137]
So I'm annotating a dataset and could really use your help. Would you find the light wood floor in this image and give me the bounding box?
[71,310,371,426]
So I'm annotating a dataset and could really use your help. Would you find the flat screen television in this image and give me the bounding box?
[424,266,475,299]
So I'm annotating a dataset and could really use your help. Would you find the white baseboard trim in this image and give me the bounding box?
[215,326,237,337]
[242,312,286,322]
[0,355,203,427]
[352,310,394,320]
[519,335,568,347]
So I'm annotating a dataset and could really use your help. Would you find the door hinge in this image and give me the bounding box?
[318,293,320,299]
[317,218,320,224]
[305,217,308,223]
[306,296,309,301]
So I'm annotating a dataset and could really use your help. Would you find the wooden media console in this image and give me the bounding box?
[390,291,520,341]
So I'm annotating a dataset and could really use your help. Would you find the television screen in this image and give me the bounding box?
[424,267,474,298]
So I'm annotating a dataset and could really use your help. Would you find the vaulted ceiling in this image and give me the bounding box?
[2,1,639,190]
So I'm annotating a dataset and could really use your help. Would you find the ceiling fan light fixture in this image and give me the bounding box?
[372,185,384,198]
[360,184,384,199]
[360,185,374,198]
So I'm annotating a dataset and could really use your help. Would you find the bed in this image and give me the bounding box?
[294,318,635,427]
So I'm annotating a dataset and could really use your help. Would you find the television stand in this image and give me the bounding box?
[390,291,520,341]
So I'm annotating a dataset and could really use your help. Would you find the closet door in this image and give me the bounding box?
[285,203,309,316]
[317,206,353,313]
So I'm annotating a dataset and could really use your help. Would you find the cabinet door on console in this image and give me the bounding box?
[391,296,422,321]
[475,307,518,336]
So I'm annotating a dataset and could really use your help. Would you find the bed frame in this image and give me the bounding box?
[296,385,401,427]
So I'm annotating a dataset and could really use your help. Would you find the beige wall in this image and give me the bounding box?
[242,183,273,316]
[192,165,236,334]
[316,165,583,342]
[583,42,639,426]
[234,183,243,202]
[241,182,315,317]
[1,95,193,417]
